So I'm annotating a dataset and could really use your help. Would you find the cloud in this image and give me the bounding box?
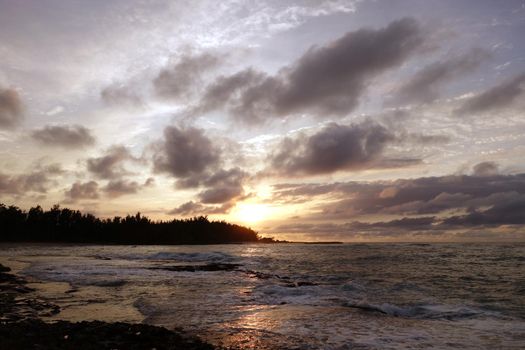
[392,48,488,104]
[154,52,221,100]
[196,68,266,116]
[272,173,525,227]
[151,126,249,208]
[87,145,135,179]
[31,125,96,148]
[0,164,63,196]
[268,211,525,240]
[458,72,525,114]
[195,18,423,123]
[266,220,437,239]
[168,200,234,217]
[198,167,248,204]
[103,179,141,198]
[153,126,221,179]
[442,196,525,226]
[168,201,205,216]
[472,161,499,176]
[267,120,415,176]
[64,181,99,202]
[347,216,437,231]
[101,83,144,107]
[268,189,525,239]
[0,88,23,129]
[272,17,422,116]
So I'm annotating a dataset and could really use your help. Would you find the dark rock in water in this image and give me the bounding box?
[0,272,18,283]
[93,255,112,261]
[296,281,318,287]
[243,269,275,279]
[283,281,319,288]
[0,264,11,273]
[242,269,290,281]
[91,280,127,287]
[153,263,241,272]
[0,319,217,350]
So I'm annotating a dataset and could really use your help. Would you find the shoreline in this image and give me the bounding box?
[0,262,218,350]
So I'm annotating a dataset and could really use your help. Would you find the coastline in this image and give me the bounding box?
[0,262,218,350]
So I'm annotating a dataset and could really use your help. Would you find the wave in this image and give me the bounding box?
[341,281,366,291]
[344,300,494,320]
[121,251,236,263]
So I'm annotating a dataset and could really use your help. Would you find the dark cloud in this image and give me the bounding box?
[31,125,95,148]
[168,201,205,216]
[334,174,525,217]
[472,161,499,177]
[268,197,525,238]
[151,126,249,208]
[103,179,141,198]
[350,216,436,230]
[195,18,423,123]
[0,88,23,129]
[271,173,525,233]
[392,48,488,104]
[273,18,422,116]
[198,167,248,204]
[154,52,220,100]
[168,200,233,216]
[64,181,99,202]
[268,210,525,240]
[196,69,266,116]
[153,126,221,179]
[458,72,525,114]
[199,187,243,204]
[0,164,63,196]
[442,196,525,226]
[87,145,134,179]
[268,121,415,176]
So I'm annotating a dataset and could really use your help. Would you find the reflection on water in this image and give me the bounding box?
[1,243,525,349]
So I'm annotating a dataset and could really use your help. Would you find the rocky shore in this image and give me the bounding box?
[0,263,217,350]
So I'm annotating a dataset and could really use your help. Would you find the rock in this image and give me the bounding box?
[283,281,319,288]
[152,263,241,272]
[0,319,217,350]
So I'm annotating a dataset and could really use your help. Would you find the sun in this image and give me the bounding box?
[233,202,272,224]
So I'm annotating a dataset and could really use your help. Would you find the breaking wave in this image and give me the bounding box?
[344,300,495,320]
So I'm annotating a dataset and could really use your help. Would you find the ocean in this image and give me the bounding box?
[1,243,524,349]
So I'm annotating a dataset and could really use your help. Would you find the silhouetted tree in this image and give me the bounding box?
[0,203,265,244]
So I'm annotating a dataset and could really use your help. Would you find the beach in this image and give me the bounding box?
[0,261,216,350]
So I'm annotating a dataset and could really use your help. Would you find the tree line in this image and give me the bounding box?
[0,203,264,244]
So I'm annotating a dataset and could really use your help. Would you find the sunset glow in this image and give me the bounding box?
[233,202,273,224]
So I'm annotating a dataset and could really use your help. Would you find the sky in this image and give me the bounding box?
[1,0,525,242]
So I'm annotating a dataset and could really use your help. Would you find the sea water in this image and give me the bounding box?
[1,243,524,349]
